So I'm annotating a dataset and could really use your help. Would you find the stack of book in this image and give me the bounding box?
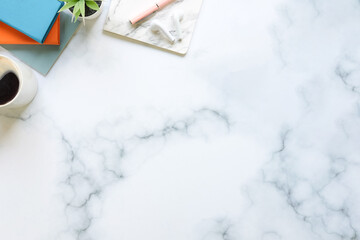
[0,0,63,45]
[0,0,81,75]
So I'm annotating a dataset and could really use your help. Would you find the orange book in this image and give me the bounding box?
[0,15,60,45]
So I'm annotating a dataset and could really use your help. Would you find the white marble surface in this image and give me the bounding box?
[1,0,360,239]
[104,0,203,54]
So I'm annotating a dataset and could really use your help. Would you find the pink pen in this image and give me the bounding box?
[130,0,175,25]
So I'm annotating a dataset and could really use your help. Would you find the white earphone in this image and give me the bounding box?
[172,12,183,41]
[150,20,175,43]
[150,13,184,43]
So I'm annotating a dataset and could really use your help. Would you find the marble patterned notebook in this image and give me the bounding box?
[104,0,203,55]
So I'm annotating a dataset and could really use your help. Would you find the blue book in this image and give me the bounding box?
[2,13,81,75]
[0,0,64,43]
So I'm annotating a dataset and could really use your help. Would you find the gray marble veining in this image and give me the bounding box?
[1,0,360,239]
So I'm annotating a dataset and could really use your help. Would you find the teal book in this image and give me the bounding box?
[0,0,64,43]
[2,13,81,75]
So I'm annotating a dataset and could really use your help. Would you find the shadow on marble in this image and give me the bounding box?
[0,107,30,140]
[102,30,186,56]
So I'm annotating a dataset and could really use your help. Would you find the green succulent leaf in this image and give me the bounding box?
[74,1,82,12]
[79,0,85,17]
[86,1,100,11]
[74,9,81,22]
[72,2,81,21]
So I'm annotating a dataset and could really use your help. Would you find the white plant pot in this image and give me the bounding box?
[84,2,104,20]
[69,1,104,21]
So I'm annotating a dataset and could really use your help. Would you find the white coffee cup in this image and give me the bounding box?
[0,54,37,109]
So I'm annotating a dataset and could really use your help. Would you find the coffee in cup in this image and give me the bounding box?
[0,54,37,109]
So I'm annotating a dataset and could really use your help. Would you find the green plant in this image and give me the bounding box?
[58,0,102,22]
